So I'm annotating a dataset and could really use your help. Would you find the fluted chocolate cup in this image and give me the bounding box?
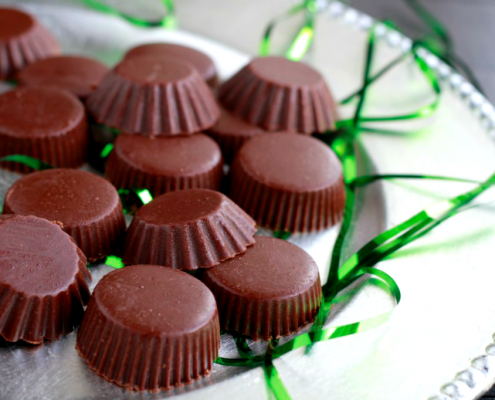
[86,56,220,136]
[202,236,322,340]
[206,107,264,163]
[219,56,338,134]
[0,8,60,80]
[0,215,91,344]
[229,133,345,233]
[0,87,87,173]
[76,265,220,391]
[122,189,256,270]
[105,133,223,197]
[16,55,109,100]
[124,43,218,88]
[3,169,126,262]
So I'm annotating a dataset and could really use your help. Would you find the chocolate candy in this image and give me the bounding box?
[0,87,87,173]
[105,134,223,197]
[3,169,126,262]
[219,56,338,133]
[0,7,59,80]
[229,133,345,232]
[0,214,91,344]
[86,56,219,136]
[202,236,322,340]
[124,43,217,87]
[122,189,256,270]
[17,56,109,99]
[206,107,264,163]
[76,265,220,391]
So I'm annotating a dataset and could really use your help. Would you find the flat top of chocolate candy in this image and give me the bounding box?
[0,8,34,40]
[137,189,226,225]
[208,107,264,136]
[204,236,319,299]
[249,56,323,87]
[124,43,216,82]
[113,134,221,175]
[17,56,109,98]
[4,169,120,226]
[0,214,86,296]
[236,133,342,192]
[95,265,216,335]
[0,87,83,138]
[115,56,194,84]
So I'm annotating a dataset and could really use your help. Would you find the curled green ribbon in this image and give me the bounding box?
[260,0,318,61]
[79,0,176,28]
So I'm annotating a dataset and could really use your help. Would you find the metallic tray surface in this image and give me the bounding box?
[1,2,495,400]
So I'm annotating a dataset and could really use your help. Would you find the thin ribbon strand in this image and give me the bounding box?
[79,0,176,28]
[0,155,53,171]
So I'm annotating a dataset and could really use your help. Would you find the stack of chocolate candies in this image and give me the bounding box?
[0,7,346,393]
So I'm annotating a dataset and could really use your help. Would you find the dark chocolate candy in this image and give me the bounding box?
[202,236,322,340]
[17,55,109,99]
[124,43,217,87]
[76,265,220,391]
[0,214,91,344]
[122,189,256,270]
[86,56,219,136]
[219,56,338,133]
[205,107,264,163]
[105,133,223,196]
[3,169,126,262]
[0,87,88,173]
[229,133,345,232]
[0,7,59,80]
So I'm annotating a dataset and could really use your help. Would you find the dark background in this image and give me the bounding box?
[352,1,495,397]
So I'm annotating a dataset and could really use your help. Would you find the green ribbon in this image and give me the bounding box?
[0,155,53,171]
[117,188,153,215]
[79,0,176,28]
[260,0,318,61]
[104,255,125,268]
[100,143,114,158]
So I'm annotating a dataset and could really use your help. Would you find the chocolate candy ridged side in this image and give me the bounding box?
[203,272,322,341]
[122,189,256,270]
[0,265,90,343]
[86,56,220,136]
[3,169,127,262]
[105,134,224,197]
[218,56,339,134]
[0,215,91,344]
[0,8,60,80]
[201,236,323,340]
[59,203,127,263]
[76,266,220,391]
[229,133,346,233]
[230,159,345,232]
[0,87,88,173]
[76,306,220,391]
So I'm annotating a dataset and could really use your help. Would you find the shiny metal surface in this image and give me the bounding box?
[1,3,495,400]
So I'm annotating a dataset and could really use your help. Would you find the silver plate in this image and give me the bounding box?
[1,2,495,400]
